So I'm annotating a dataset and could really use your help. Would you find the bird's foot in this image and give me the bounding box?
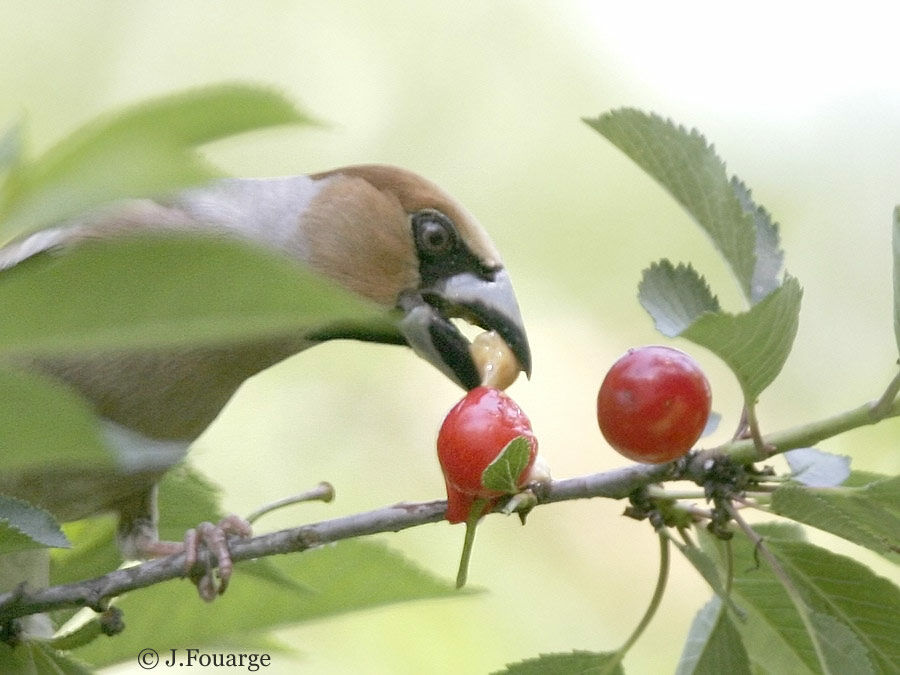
[183,515,253,601]
[130,514,252,601]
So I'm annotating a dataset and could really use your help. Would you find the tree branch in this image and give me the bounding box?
[1,393,898,624]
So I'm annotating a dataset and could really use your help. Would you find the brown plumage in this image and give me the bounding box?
[0,164,531,597]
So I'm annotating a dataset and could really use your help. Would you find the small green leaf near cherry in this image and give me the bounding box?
[437,386,538,586]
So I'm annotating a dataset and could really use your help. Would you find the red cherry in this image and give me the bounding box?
[437,387,537,523]
[597,346,711,464]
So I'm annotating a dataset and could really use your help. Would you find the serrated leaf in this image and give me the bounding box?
[676,597,751,675]
[0,495,69,553]
[0,84,311,246]
[770,477,899,561]
[701,523,900,674]
[783,447,851,487]
[811,611,876,675]
[0,234,391,357]
[731,178,784,303]
[638,260,720,336]
[493,650,621,675]
[71,540,462,668]
[481,436,532,493]
[682,276,802,400]
[586,109,758,299]
[893,207,899,355]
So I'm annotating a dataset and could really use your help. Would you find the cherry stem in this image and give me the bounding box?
[744,402,769,459]
[871,367,900,420]
[601,532,670,674]
[456,498,488,588]
[246,482,335,525]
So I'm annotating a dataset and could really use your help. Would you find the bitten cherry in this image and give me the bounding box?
[597,345,711,464]
[437,386,537,523]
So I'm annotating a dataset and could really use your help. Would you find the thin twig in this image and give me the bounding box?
[1,393,897,624]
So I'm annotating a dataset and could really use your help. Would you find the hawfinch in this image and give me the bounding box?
[0,164,531,597]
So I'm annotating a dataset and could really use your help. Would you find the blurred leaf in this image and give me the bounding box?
[731,178,784,303]
[160,464,309,592]
[0,84,310,246]
[675,597,750,675]
[493,651,622,675]
[482,436,532,493]
[638,260,720,336]
[893,206,899,355]
[0,640,92,675]
[770,477,900,561]
[783,447,851,487]
[156,464,225,540]
[586,109,758,299]
[72,539,463,668]
[843,470,890,487]
[701,523,900,674]
[640,267,802,400]
[0,124,22,173]
[701,410,721,438]
[0,234,391,357]
[0,495,69,554]
[51,516,119,588]
[50,616,106,652]
[0,367,112,472]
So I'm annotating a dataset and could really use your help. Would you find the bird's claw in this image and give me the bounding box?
[183,515,252,601]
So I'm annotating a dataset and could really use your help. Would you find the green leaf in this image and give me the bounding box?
[493,651,622,675]
[731,178,784,303]
[702,523,900,674]
[0,124,22,173]
[783,447,851,487]
[51,516,119,589]
[481,436,532,493]
[0,367,112,473]
[676,597,751,675]
[0,84,310,246]
[586,109,758,299]
[0,495,69,553]
[0,640,92,675]
[770,477,900,561]
[893,206,899,356]
[810,611,876,675]
[683,276,802,401]
[671,538,742,617]
[0,234,391,357]
[640,267,802,400]
[71,539,462,669]
[843,470,890,487]
[638,260,720,336]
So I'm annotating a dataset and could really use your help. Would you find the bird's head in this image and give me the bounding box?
[299,164,531,390]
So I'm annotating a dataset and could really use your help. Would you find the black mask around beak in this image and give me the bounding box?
[398,267,531,389]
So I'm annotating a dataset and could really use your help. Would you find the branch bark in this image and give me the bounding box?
[1,393,897,624]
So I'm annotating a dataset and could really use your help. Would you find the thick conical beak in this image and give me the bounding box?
[398,268,531,389]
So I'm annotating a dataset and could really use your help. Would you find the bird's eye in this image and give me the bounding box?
[413,211,456,256]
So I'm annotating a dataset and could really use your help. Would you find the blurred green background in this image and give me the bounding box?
[2,2,898,673]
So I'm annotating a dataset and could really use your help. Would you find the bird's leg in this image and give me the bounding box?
[182,515,252,599]
[117,486,252,601]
